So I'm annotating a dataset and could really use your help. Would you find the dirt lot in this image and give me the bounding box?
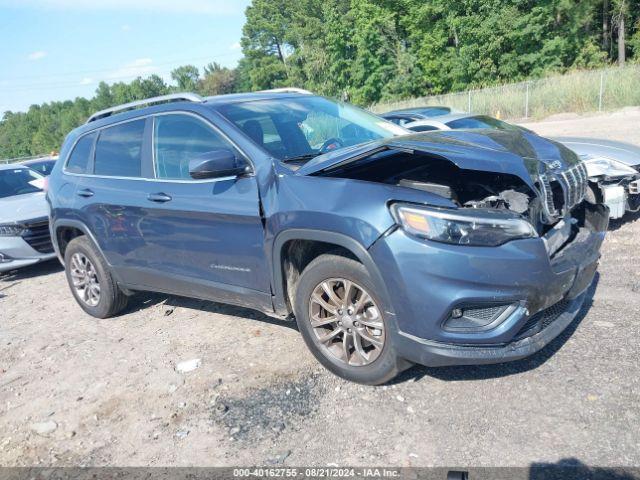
[1,109,640,469]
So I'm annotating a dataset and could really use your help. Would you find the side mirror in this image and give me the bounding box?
[189,149,250,180]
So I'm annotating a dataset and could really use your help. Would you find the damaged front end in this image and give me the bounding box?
[291,130,610,363]
[297,130,602,257]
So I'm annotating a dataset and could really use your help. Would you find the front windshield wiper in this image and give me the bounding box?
[281,153,319,163]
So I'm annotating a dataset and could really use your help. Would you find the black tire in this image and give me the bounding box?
[293,253,408,385]
[64,236,128,318]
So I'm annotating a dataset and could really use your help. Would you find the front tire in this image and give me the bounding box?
[64,236,128,318]
[293,253,407,385]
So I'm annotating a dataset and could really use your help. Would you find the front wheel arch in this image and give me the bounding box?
[271,229,394,319]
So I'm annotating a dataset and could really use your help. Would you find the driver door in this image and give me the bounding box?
[136,112,272,310]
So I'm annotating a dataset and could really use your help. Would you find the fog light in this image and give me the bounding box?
[443,303,519,332]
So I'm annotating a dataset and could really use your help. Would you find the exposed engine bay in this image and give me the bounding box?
[318,149,551,233]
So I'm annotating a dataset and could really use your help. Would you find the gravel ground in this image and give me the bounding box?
[1,110,639,469]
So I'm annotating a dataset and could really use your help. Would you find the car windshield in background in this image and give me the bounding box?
[24,160,56,176]
[218,96,405,162]
[413,107,451,118]
[446,115,522,131]
[0,167,45,199]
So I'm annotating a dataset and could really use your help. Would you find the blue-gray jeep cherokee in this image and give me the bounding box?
[47,90,608,384]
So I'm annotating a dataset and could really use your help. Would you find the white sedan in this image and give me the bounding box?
[0,164,56,273]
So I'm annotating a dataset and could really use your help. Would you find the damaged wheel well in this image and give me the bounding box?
[280,239,358,313]
[56,226,85,257]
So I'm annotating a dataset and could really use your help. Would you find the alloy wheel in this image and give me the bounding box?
[308,278,385,366]
[69,252,101,307]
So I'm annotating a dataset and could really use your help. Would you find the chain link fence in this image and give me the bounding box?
[371,64,640,121]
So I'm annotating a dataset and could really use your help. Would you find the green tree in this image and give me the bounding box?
[171,65,201,91]
[199,62,238,95]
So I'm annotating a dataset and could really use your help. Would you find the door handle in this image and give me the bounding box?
[147,192,172,203]
[77,188,94,198]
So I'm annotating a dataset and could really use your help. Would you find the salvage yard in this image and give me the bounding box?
[1,110,640,468]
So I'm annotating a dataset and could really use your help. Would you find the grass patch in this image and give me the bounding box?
[371,65,640,121]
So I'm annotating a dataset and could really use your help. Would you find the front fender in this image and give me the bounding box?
[270,228,395,322]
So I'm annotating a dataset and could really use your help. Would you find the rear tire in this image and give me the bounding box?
[64,236,128,318]
[293,253,408,385]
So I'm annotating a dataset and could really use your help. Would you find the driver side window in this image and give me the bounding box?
[153,114,235,180]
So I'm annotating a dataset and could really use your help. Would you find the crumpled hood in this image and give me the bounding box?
[551,136,640,167]
[296,130,582,188]
[0,192,49,224]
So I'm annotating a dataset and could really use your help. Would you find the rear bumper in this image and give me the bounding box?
[370,204,607,366]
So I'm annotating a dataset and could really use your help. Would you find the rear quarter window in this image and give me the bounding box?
[66,133,97,174]
[94,119,146,177]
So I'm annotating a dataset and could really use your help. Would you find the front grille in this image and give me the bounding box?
[513,299,572,341]
[20,218,54,254]
[540,173,559,218]
[539,162,588,222]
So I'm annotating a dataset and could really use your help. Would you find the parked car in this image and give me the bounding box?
[21,156,58,176]
[380,106,457,126]
[0,164,56,273]
[550,137,640,219]
[48,91,607,384]
[404,113,640,219]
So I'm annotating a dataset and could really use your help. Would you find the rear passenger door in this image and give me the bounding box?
[72,118,153,278]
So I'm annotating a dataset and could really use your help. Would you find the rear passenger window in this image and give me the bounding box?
[66,133,96,174]
[94,119,145,177]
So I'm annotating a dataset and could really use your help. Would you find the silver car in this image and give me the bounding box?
[0,164,56,273]
[404,114,640,219]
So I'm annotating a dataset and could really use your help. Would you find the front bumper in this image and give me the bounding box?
[370,204,608,367]
[395,293,585,367]
[0,236,56,273]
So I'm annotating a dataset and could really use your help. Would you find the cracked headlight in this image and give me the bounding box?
[581,155,638,178]
[391,204,537,247]
[0,224,25,236]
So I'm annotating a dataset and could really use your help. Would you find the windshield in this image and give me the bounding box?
[446,115,523,131]
[0,167,45,199]
[218,96,406,162]
[414,107,451,118]
[25,160,56,176]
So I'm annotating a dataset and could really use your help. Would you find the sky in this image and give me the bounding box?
[0,0,252,113]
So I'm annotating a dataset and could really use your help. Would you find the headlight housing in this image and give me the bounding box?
[391,204,537,247]
[0,224,25,237]
[580,154,638,178]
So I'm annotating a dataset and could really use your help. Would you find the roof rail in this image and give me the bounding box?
[258,87,313,95]
[86,93,205,123]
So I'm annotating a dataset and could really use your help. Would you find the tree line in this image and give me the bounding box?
[2,0,639,159]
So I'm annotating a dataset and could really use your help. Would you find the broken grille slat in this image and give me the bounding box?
[539,162,588,222]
